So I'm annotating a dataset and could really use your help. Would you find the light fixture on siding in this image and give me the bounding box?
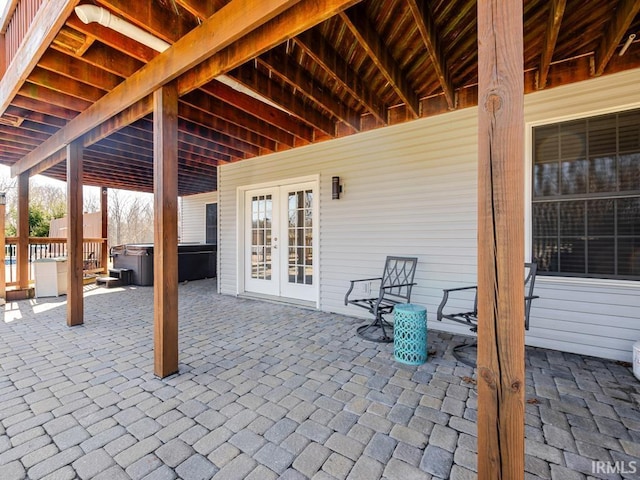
[0,192,6,205]
[619,33,636,56]
[332,176,342,200]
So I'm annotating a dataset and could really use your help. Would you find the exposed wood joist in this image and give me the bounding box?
[259,47,362,132]
[594,0,640,76]
[232,65,336,136]
[538,0,566,89]
[406,0,455,109]
[340,4,420,118]
[11,0,302,177]
[0,0,80,116]
[12,0,364,178]
[295,30,387,125]
[201,80,314,143]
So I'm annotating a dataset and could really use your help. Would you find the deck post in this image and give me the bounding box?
[153,82,179,378]
[0,192,5,301]
[101,187,108,274]
[17,173,29,290]
[66,139,84,326]
[477,0,525,479]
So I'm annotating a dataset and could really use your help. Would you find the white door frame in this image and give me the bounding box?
[237,175,320,306]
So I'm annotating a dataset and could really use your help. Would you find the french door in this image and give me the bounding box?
[244,181,317,302]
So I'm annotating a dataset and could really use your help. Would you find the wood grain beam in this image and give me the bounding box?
[232,65,336,136]
[97,0,197,45]
[28,67,106,103]
[179,102,276,152]
[259,47,361,132]
[66,139,84,327]
[340,4,420,118]
[175,0,226,20]
[11,0,302,177]
[477,0,525,478]
[595,0,640,76]
[295,30,387,125]
[407,0,455,109]
[0,0,80,116]
[20,82,92,112]
[101,186,108,274]
[153,82,179,378]
[16,173,29,289]
[38,49,122,91]
[201,80,314,142]
[177,0,361,94]
[538,0,566,89]
[181,89,296,146]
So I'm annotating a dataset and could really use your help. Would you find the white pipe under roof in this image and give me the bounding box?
[74,4,288,112]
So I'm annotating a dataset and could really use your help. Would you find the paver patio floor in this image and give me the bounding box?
[0,278,639,479]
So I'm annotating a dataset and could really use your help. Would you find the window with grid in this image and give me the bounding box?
[532,109,640,280]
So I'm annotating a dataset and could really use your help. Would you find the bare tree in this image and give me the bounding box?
[108,190,153,246]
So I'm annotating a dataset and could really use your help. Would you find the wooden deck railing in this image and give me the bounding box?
[3,0,45,72]
[4,237,108,287]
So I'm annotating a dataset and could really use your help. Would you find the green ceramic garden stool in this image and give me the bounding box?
[393,303,427,365]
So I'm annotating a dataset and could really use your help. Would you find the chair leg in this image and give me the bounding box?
[452,340,477,368]
[356,312,394,343]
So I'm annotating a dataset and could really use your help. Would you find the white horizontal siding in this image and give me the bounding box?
[218,68,640,362]
[180,191,217,243]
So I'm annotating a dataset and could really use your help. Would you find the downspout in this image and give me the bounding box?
[74,5,287,111]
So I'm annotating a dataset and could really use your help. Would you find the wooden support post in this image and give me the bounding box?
[477,1,525,479]
[0,192,6,301]
[17,173,29,290]
[153,83,179,378]
[66,139,84,326]
[101,187,108,273]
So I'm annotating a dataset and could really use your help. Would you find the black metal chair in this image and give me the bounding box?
[344,256,418,343]
[436,262,539,366]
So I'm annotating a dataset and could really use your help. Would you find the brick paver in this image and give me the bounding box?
[0,278,638,479]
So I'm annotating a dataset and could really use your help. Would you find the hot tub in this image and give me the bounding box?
[111,243,216,286]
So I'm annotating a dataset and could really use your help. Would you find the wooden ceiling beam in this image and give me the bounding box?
[37,49,122,90]
[68,42,144,77]
[538,0,566,89]
[179,102,276,152]
[66,16,158,63]
[96,0,197,44]
[12,94,78,120]
[175,0,226,20]
[0,0,79,117]
[20,82,92,112]
[201,80,314,143]
[177,0,362,94]
[12,0,303,177]
[28,67,106,103]
[181,89,296,147]
[258,47,361,132]
[232,65,336,136]
[594,0,640,76]
[407,0,455,110]
[6,106,66,128]
[340,4,420,118]
[295,30,387,125]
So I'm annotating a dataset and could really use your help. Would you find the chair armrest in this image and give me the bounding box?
[442,285,477,293]
[344,277,382,305]
[437,285,478,321]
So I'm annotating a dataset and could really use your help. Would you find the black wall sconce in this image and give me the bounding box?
[332,176,342,199]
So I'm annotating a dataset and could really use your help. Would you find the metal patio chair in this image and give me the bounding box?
[344,256,418,343]
[436,262,539,366]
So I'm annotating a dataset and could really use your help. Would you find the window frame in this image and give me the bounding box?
[529,109,640,281]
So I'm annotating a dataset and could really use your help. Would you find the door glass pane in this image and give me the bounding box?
[287,189,313,285]
[250,195,272,280]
